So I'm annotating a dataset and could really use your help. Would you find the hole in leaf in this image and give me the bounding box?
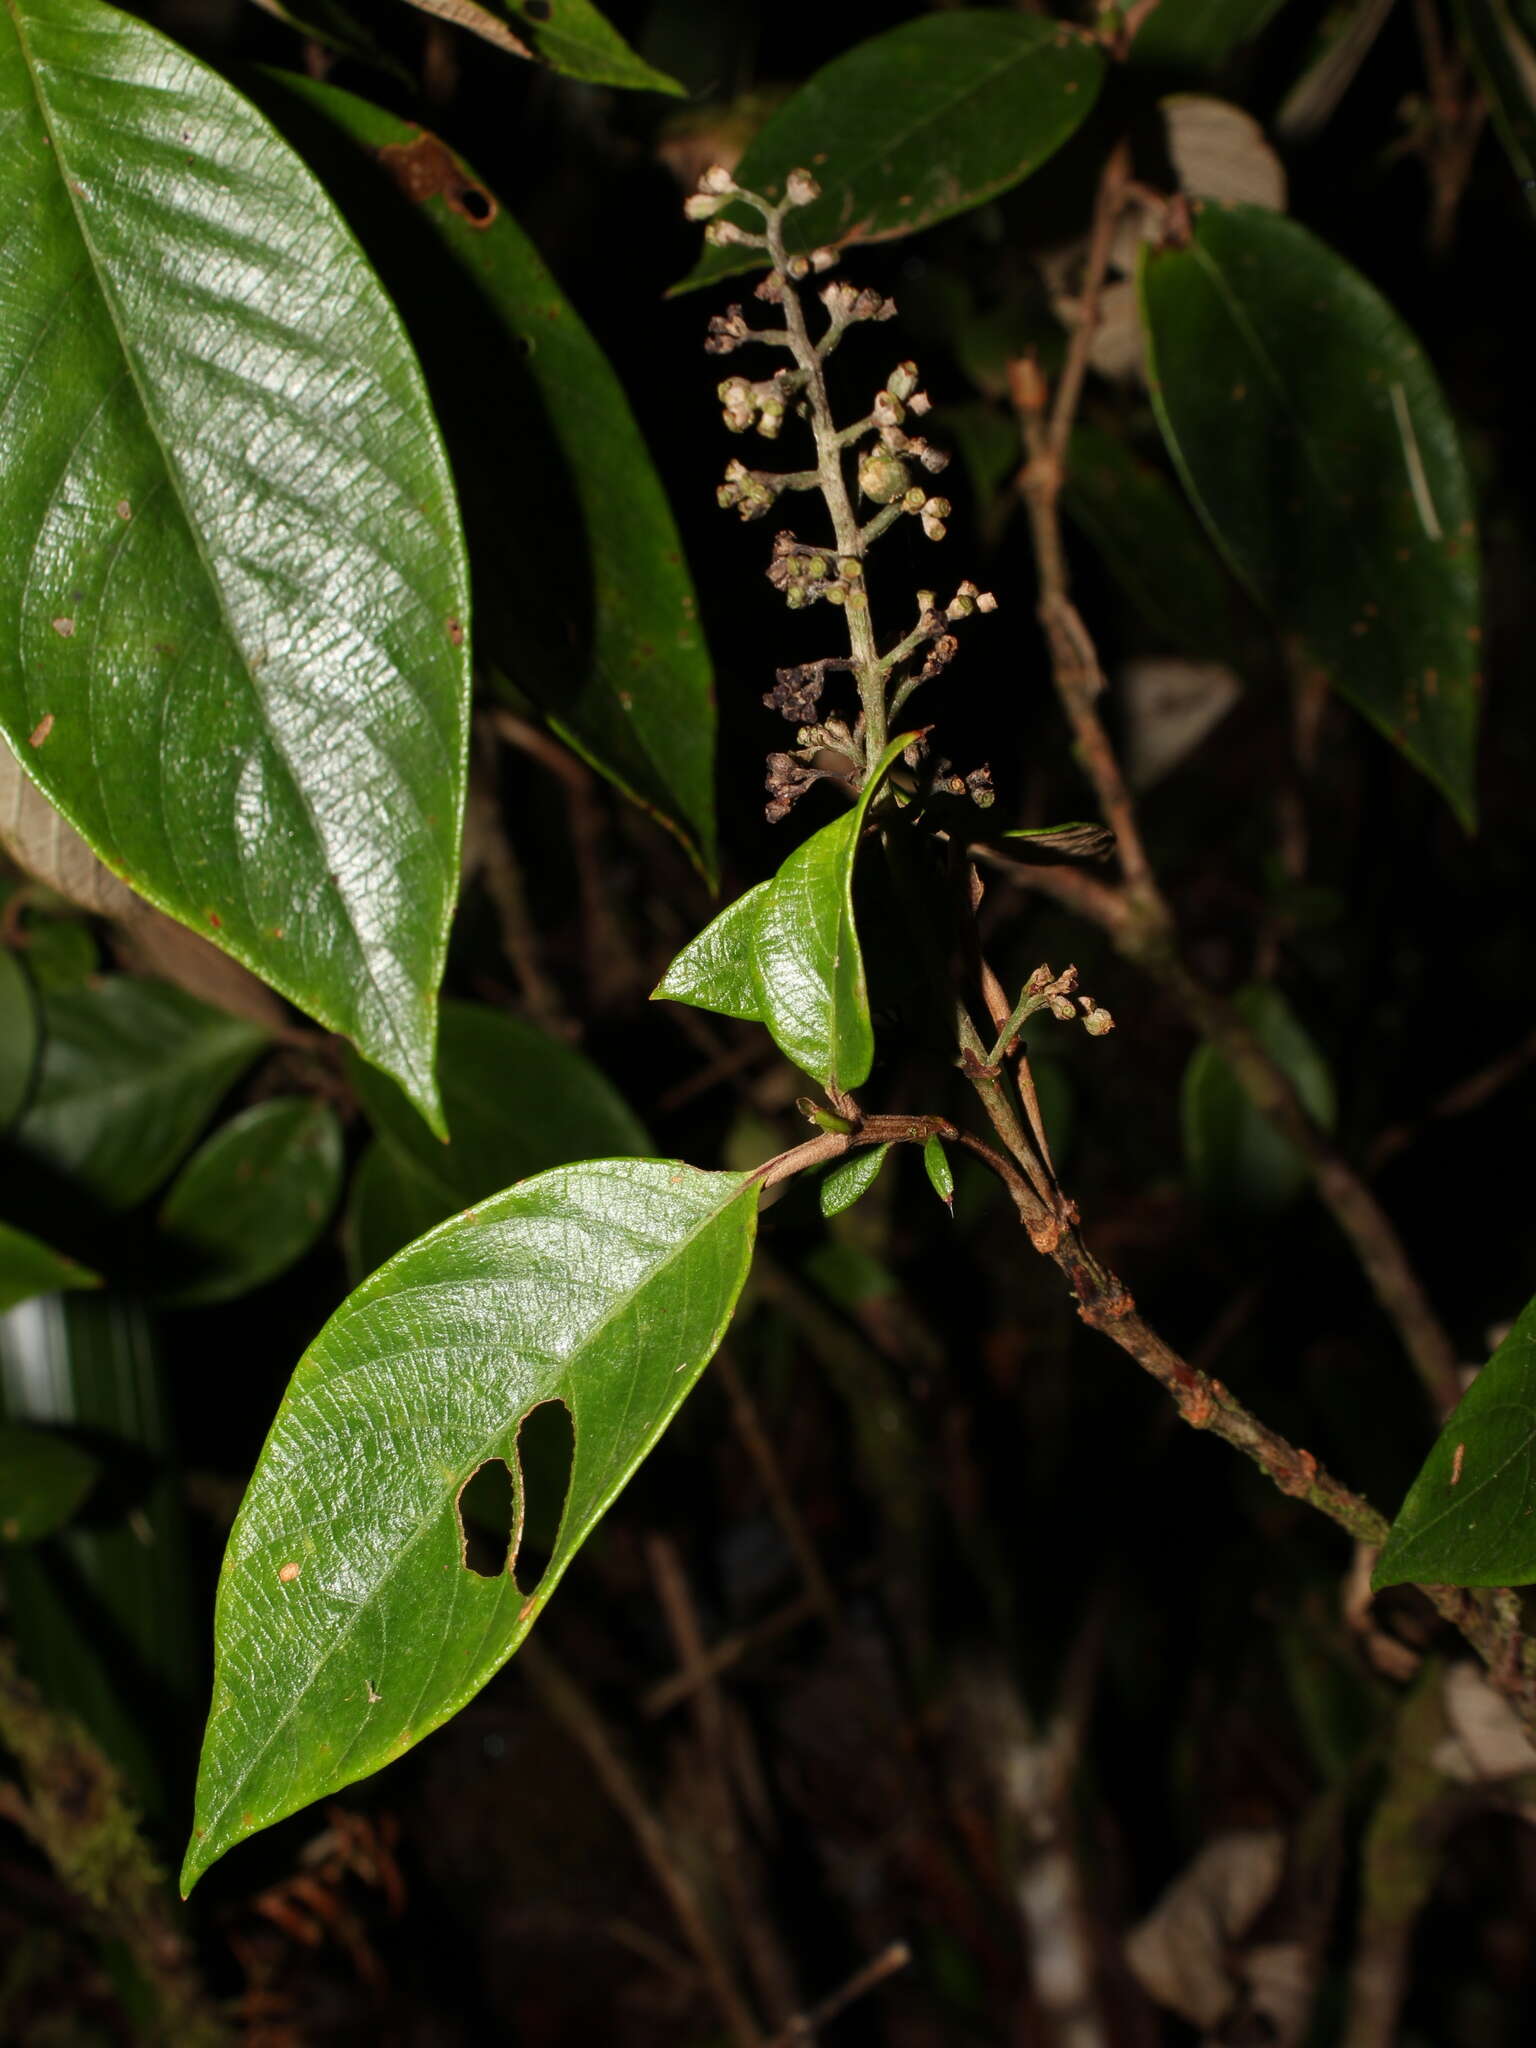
[455,184,494,225]
[457,1457,516,1577]
[512,1399,574,1596]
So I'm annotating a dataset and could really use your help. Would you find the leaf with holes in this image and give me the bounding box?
[182,1158,760,1888]
[1374,1293,1536,1588]
[1182,984,1335,1214]
[155,1098,344,1305]
[0,1220,99,1313]
[254,75,715,880]
[1140,205,1481,826]
[0,0,470,1130]
[653,736,911,1093]
[344,999,650,1271]
[674,11,1103,294]
[11,976,269,1210]
[395,0,682,92]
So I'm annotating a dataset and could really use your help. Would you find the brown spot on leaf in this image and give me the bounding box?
[51,616,75,638]
[278,1561,302,1583]
[446,617,464,646]
[207,910,222,928]
[378,131,498,228]
[115,499,132,520]
[28,714,54,748]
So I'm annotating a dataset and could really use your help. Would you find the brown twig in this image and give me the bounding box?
[643,1590,822,1717]
[1001,147,1463,1422]
[762,1939,912,2046]
[717,1350,841,1626]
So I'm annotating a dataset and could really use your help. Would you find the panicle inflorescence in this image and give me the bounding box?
[687,161,998,821]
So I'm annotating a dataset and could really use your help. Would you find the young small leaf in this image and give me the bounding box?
[0,1422,99,1543]
[922,1135,955,1213]
[1140,205,1481,826]
[1128,0,1286,74]
[819,1144,890,1219]
[395,0,684,93]
[675,12,1103,293]
[12,979,269,1210]
[0,0,471,1130]
[156,1099,344,1306]
[1374,1295,1536,1588]
[183,1159,760,1891]
[653,736,912,1093]
[0,1220,100,1314]
[1182,985,1336,1214]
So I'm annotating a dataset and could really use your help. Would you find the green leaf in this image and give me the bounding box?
[653,736,912,1092]
[1140,205,1481,827]
[922,1135,955,1212]
[254,75,715,881]
[345,1137,451,1283]
[0,1219,100,1312]
[0,1291,198,1813]
[0,0,471,1130]
[1181,983,1336,1213]
[1063,422,1254,664]
[0,1422,98,1543]
[1374,1294,1536,1588]
[10,977,268,1209]
[1454,0,1536,220]
[675,12,1103,294]
[183,1158,760,1889]
[819,1143,890,1219]
[345,999,650,1268]
[1128,0,1287,73]
[0,948,39,1130]
[254,0,413,80]
[395,0,683,92]
[155,1098,344,1306]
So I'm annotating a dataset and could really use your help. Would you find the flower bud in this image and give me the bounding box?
[699,164,737,195]
[887,361,920,400]
[786,167,822,207]
[858,447,912,504]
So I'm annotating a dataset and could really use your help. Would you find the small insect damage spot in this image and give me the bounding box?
[455,1400,573,1592]
[28,714,54,748]
[51,617,75,638]
[278,1561,302,1583]
[446,617,464,647]
[206,909,222,928]
[115,499,132,521]
[378,131,498,230]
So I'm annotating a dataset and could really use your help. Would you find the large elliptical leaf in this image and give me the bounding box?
[653,736,911,1093]
[256,76,715,880]
[1140,205,1481,826]
[675,12,1103,294]
[0,0,471,1129]
[1375,1293,1536,1588]
[183,1159,760,1889]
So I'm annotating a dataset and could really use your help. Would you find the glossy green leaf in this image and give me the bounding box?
[819,1143,890,1220]
[344,999,650,1273]
[1455,0,1536,221]
[11,977,268,1209]
[1128,0,1287,73]
[0,0,471,1130]
[155,1098,343,1306]
[255,0,411,79]
[0,1291,197,1812]
[1182,983,1335,1213]
[922,1135,955,1212]
[256,76,715,880]
[675,12,1103,294]
[0,1220,100,1312]
[653,736,912,1093]
[0,947,38,1130]
[396,0,683,91]
[183,1158,760,1889]
[1063,422,1253,664]
[1374,1293,1536,1588]
[1140,205,1481,826]
[0,1421,98,1542]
